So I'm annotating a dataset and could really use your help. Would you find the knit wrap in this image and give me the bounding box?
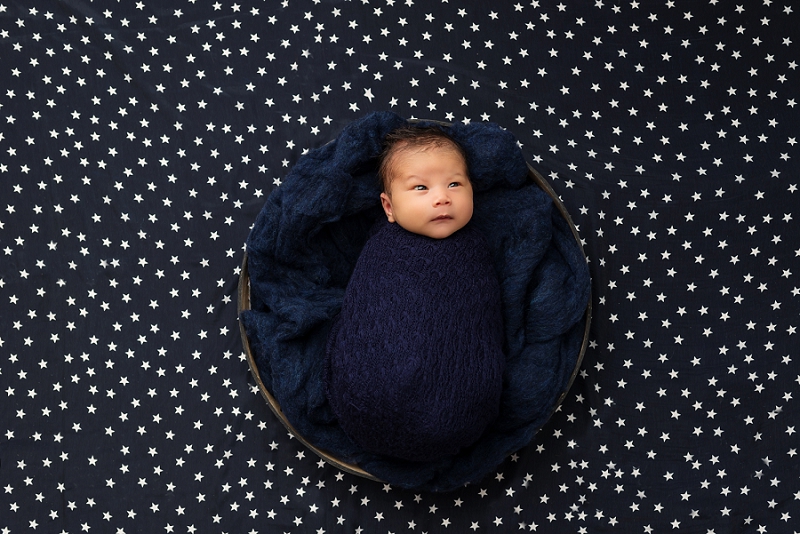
[325,220,505,463]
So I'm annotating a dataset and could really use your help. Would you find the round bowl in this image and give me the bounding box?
[238,127,591,482]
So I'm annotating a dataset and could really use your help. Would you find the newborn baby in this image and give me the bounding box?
[325,125,506,462]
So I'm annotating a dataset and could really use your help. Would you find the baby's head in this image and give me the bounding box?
[378,125,473,239]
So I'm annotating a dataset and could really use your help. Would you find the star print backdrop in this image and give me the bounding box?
[1,0,798,532]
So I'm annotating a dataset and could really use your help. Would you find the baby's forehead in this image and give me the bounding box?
[380,133,469,190]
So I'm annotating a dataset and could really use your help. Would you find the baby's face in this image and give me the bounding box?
[380,145,473,239]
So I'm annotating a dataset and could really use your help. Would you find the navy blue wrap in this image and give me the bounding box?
[241,111,590,491]
[325,220,506,463]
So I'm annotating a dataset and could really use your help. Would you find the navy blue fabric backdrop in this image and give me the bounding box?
[1,1,798,532]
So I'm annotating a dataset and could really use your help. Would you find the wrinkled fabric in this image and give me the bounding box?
[241,111,590,491]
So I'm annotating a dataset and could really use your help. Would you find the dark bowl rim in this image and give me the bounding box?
[237,119,592,483]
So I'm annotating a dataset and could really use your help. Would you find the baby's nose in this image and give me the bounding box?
[433,191,451,206]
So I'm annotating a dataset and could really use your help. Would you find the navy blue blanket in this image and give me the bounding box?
[241,111,590,491]
[326,219,506,463]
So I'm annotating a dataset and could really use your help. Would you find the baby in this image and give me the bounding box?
[325,125,506,463]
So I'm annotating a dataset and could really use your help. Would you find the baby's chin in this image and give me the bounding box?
[396,219,468,239]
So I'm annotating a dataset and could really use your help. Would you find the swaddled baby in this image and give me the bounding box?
[325,125,506,462]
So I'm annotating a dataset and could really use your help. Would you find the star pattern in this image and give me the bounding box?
[1,0,798,532]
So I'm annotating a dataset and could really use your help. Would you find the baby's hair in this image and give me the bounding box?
[378,125,469,193]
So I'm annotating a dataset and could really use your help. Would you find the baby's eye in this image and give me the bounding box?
[448,182,462,188]
[413,185,427,191]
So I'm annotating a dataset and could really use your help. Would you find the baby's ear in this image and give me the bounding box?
[380,193,396,223]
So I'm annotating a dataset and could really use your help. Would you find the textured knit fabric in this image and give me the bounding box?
[240,111,591,491]
[325,220,505,463]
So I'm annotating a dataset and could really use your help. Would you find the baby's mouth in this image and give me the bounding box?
[432,214,452,221]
